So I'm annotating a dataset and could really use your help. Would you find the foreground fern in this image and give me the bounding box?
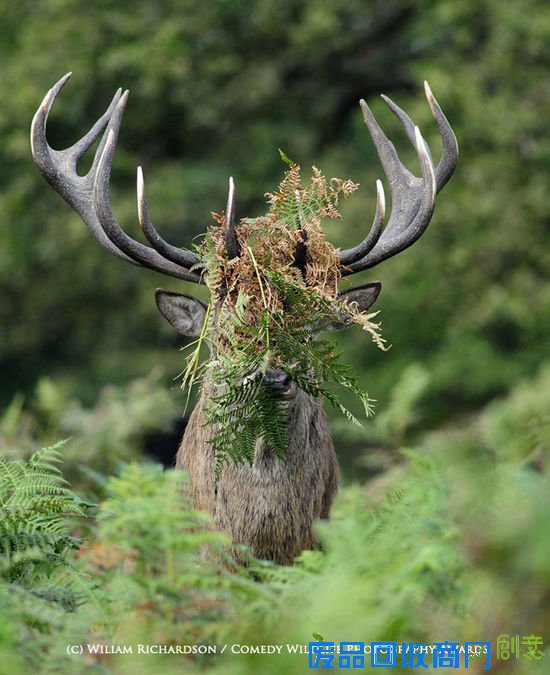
[82,463,268,651]
[0,369,547,675]
[0,444,87,605]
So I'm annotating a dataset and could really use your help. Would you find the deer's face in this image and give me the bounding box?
[155,281,382,401]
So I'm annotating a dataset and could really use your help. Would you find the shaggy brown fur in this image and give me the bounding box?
[176,386,339,565]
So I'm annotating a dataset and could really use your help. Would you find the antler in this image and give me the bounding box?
[30,73,205,283]
[340,82,458,275]
[31,75,456,283]
[224,176,240,260]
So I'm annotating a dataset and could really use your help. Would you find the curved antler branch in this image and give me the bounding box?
[291,189,308,275]
[137,167,201,271]
[339,179,385,266]
[31,73,130,260]
[30,73,202,283]
[93,130,200,281]
[380,81,458,191]
[340,83,458,275]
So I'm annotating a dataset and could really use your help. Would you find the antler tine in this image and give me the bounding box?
[341,85,455,275]
[94,127,201,282]
[31,74,202,283]
[381,81,458,191]
[423,81,459,190]
[32,73,124,170]
[339,179,385,266]
[360,97,415,197]
[137,167,201,271]
[224,177,240,260]
[292,189,308,275]
[380,93,434,167]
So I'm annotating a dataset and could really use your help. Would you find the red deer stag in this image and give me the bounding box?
[31,74,457,564]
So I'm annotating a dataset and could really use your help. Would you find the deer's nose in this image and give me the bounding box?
[262,367,292,390]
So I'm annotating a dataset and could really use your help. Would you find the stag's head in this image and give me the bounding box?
[31,74,457,407]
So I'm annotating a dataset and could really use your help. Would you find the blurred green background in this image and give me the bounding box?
[0,1,548,673]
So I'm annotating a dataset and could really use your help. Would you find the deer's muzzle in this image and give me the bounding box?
[261,366,296,398]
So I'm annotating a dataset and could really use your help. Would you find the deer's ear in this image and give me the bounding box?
[323,282,382,332]
[155,289,207,337]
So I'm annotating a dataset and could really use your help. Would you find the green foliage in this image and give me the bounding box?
[479,363,550,464]
[367,0,550,421]
[206,370,290,473]
[204,276,378,476]
[194,368,549,675]
[0,453,265,673]
[86,463,265,648]
[0,444,86,588]
[0,446,92,671]
[328,362,431,481]
[373,362,431,447]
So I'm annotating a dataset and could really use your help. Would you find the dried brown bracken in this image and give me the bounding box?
[186,162,385,474]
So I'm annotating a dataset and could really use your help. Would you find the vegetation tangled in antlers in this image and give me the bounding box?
[183,156,388,477]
